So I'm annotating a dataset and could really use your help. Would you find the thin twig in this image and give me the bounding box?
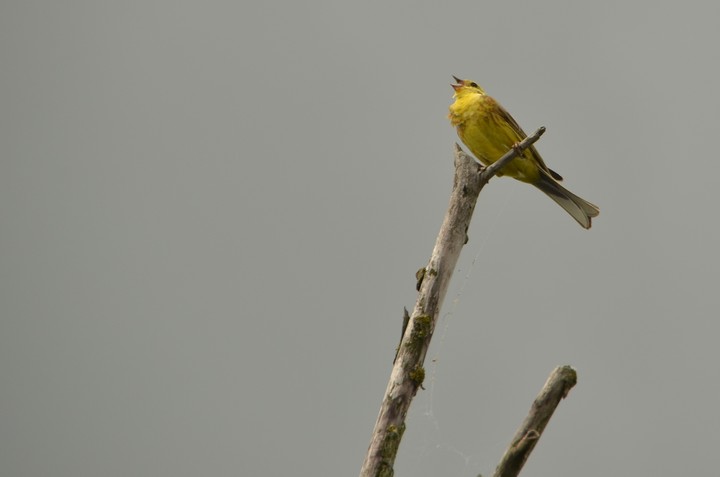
[493,365,578,477]
[359,128,546,477]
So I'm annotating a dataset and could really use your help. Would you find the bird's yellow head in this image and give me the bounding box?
[451,76,485,98]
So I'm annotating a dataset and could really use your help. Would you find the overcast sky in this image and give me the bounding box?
[2,1,719,476]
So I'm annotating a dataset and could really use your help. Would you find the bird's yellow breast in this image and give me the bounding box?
[449,92,540,183]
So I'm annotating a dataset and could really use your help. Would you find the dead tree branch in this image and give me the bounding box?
[359,128,546,477]
[494,365,578,477]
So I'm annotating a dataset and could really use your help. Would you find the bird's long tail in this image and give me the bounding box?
[533,170,599,229]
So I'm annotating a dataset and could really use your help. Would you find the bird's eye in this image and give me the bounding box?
[470,82,479,88]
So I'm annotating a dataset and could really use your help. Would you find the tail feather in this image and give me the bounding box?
[533,170,599,229]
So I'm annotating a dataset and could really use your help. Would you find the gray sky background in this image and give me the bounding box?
[2,1,719,476]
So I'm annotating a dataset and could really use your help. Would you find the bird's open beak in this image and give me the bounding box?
[451,75,463,91]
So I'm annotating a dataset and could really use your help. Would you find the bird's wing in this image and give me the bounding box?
[491,98,563,181]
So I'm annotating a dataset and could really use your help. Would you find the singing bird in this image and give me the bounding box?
[448,77,599,228]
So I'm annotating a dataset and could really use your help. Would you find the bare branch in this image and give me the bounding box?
[359,128,546,477]
[493,365,578,477]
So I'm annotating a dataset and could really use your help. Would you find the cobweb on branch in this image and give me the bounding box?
[406,191,513,477]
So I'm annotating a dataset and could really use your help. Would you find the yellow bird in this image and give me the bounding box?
[448,77,599,229]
